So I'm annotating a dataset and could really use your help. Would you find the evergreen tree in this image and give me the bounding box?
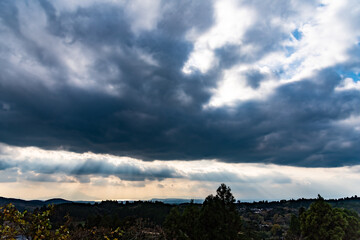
[300,195,360,240]
[164,184,242,240]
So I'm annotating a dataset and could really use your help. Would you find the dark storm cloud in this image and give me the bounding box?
[69,159,180,181]
[244,69,267,89]
[0,0,360,168]
[0,146,15,170]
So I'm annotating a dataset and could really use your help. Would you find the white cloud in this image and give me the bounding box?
[183,0,360,107]
[206,65,278,107]
[182,0,256,74]
[336,78,360,91]
[257,0,360,83]
[284,0,360,81]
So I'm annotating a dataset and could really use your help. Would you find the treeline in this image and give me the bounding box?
[51,200,172,226]
[237,195,360,211]
[1,185,360,239]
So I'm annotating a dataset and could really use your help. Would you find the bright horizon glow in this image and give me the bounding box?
[0,143,359,201]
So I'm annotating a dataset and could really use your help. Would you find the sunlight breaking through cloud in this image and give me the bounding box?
[1,143,360,201]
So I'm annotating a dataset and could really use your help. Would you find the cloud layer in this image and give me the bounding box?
[0,0,360,167]
[1,143,360,201]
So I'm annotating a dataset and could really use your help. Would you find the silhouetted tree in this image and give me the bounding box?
[164,184,242,240]
[198,184,241,240]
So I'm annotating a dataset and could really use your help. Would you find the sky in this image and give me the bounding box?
[0,0,360,201]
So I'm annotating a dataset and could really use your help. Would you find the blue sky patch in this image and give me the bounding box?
[291,29,302,41]
[336,68,360,82]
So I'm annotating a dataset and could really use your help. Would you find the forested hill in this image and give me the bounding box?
[1,195,360,213]
[0,196,72,211]
[238,195,360,213]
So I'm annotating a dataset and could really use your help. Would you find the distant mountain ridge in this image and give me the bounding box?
[0,196,204,211]
[0,196,73,211]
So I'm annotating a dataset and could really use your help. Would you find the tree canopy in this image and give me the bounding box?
[164,183,242,240]
[299,195,360,240]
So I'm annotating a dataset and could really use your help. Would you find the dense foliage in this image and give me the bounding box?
[0,203,70,240]
[299,195,360,240]
[164,184,242,239]
[0,203,164,239]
